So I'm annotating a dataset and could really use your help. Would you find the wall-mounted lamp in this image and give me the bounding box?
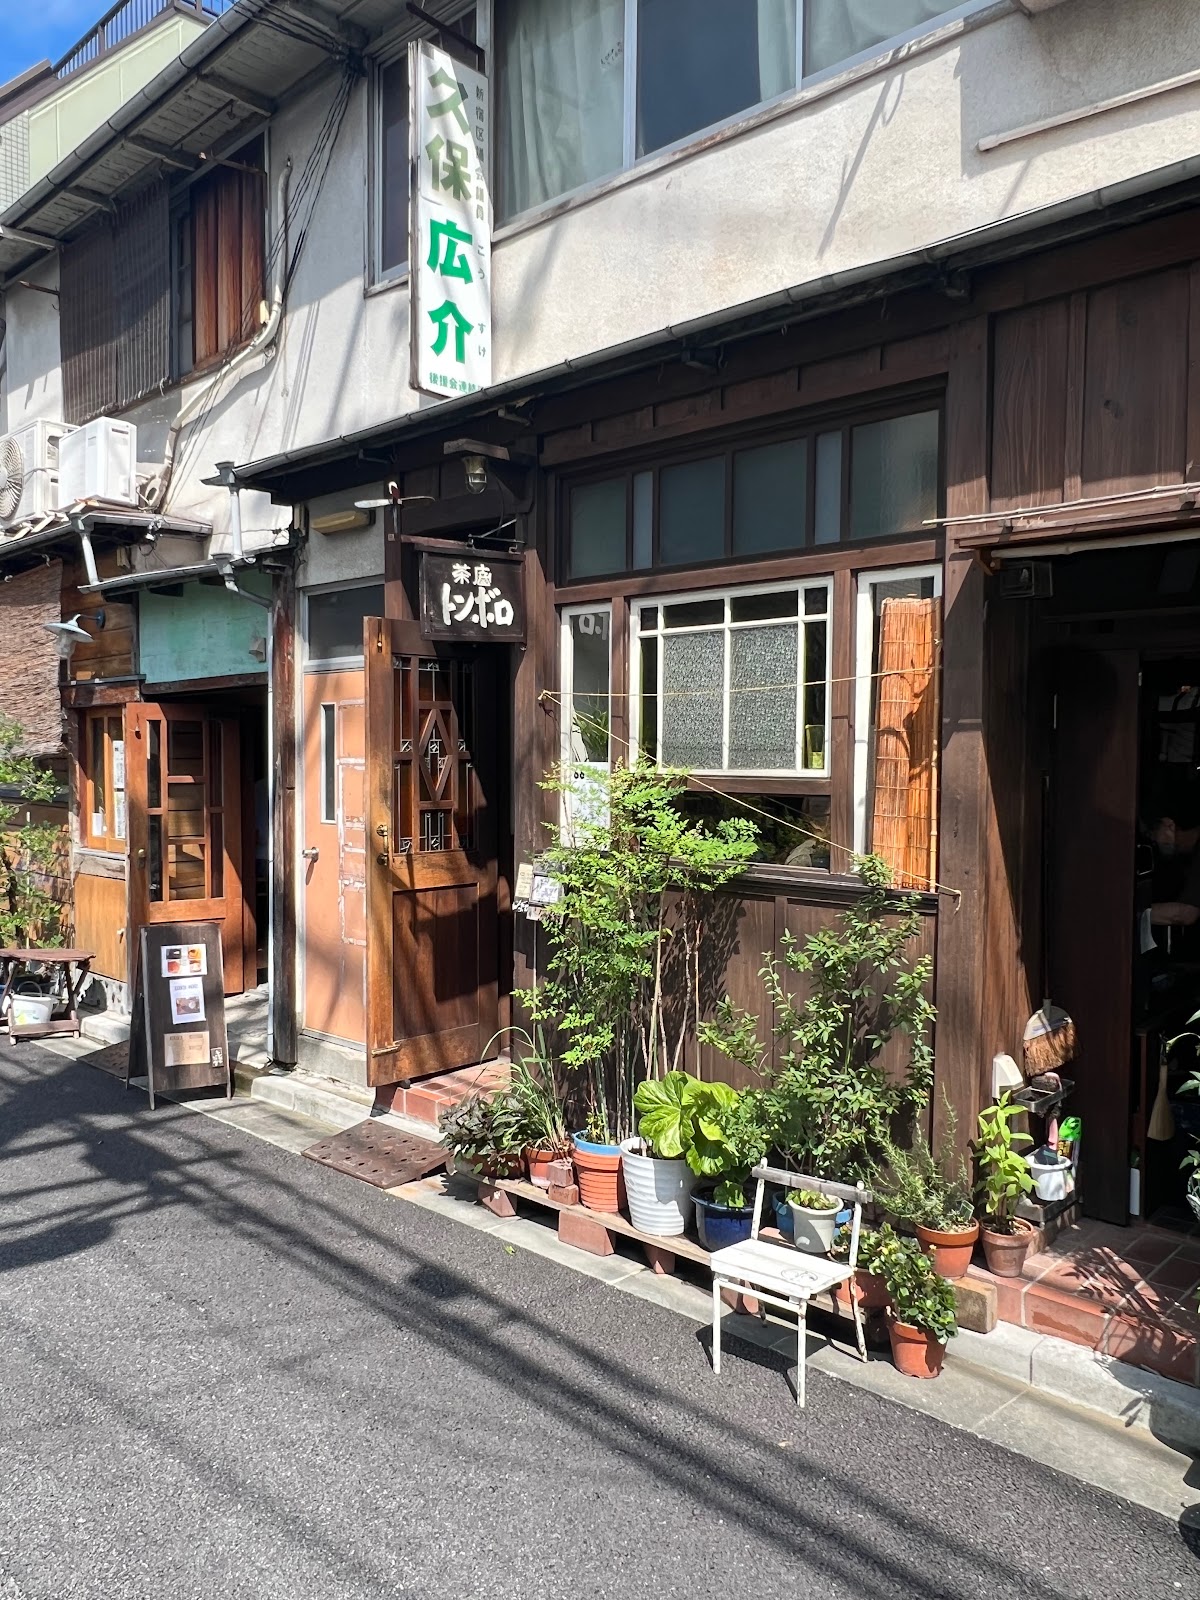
[43,611,100,661]
[462,454,488,494]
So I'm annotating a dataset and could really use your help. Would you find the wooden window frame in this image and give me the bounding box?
[81,709,127,854]
[557,393,945,585]
[174,135,267,379]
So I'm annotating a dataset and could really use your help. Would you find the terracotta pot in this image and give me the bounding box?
[526,1147,558,1189]
[887,1315,947,1379]
[461,1152,521,1182]
[981,1219,1034,1277]
[916,1219,980,1281]
[572,1133,627,1214]
[835,1270,889,1314]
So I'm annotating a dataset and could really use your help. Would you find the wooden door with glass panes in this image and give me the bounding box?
[365,617,499,1085]
[126,703,245,994]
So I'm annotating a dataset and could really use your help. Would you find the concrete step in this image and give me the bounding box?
[233,1062,442,1143]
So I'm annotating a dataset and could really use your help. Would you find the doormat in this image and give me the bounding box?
[302,1120,446,1189]
[86,1042,130,1079]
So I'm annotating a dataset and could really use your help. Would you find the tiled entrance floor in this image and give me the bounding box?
[375,1059,511,1129]
[969,1219,1200,1386]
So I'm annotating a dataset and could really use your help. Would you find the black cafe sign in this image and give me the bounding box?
[419,549,526,642]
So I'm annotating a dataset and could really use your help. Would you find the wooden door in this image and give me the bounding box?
[301,670,367,1043]
[365,617,499,1085]
[1046,648,1139,1224]
[127,703,245,995]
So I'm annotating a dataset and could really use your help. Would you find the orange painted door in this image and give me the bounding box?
[301,670,367,1043]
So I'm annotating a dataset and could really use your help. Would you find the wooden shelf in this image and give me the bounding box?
[490,1174,712,1266]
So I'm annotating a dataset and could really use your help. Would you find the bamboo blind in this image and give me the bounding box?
[870,596,942,890]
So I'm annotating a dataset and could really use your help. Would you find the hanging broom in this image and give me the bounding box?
[1148,1045,1175,1142]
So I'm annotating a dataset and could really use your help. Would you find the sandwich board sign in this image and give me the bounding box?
[127,922,231,1109]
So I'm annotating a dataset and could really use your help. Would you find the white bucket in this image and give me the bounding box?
[1027,1150,1074,1202]
[10,990,54,1027]
[619,1140,697,1237]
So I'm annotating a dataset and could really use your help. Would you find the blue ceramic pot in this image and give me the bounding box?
[694,1191,754,1251]
[572,1130,623,1157]
[772,1194,795,1237]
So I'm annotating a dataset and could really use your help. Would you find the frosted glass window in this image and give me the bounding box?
[729,625,797,769]
[814,430,842,544]
[804,1,954,77]
[732,438,807,555]
[569,478,627,576]
[659,456,725,566]
[661,631,724,768]
[849,411,939,540]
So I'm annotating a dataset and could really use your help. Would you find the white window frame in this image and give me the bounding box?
[629,579,832,778]
[852,564,943,857]
[559,601,613,834]
[303,581,386,673]
[368,2,487,289]
[497,0,996,227]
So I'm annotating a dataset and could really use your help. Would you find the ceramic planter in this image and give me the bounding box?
[772,1193,795,1237]
[787,1199,840,1255]
[526,1147,559,1189]
[572,1132,627,1214]
[834,1271,889,1314]
[619,1139,697,1236]
[460,1152,521,1182]
[693,1191,754,1251]
[1026,1150,1074,1202]
[887,1315,947,1379]
[981,1219,1034,1277]
[916,1219,980,1280]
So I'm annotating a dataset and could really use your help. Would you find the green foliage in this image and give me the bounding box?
[701,853,935,1183]
[872,1097,974,1232]
[872,1224,958,1343]
[687,1084,768,1210]
[633,1069,708,1159]
[516,763,758,1143]
[438,1089,524,1175]
[974,1092,1034,1232]
[787,1188,839,1211]
[0,719,64,949]
[508,1052,572,1157]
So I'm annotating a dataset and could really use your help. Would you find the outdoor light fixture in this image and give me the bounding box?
[43,613,97,661]
[463,454,488,494]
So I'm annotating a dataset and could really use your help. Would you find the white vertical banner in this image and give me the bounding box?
[410,39,492,398]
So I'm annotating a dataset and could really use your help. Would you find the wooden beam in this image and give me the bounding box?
[199,72,277,117]
[269,565,298,1066]
[123,135,199,171]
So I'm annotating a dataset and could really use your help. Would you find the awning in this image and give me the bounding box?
[950,485,1200,565]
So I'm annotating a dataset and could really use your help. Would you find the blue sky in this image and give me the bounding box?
[0,2,105,85]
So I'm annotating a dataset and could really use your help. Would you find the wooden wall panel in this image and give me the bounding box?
[691,891,776,1090]
[1082,268,1189,496]
[74,866,127,982]
[61,554,135,683]
[991,301,1069,511]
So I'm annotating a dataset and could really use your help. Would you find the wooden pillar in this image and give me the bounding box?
[270,564,298,1066]
[934,316,990,1146]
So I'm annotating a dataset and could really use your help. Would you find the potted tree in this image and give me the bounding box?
[873,1106,978,1279]
[786,1188,841,1255]
[975,1092,1036,1276]
[877,1229,958,1378]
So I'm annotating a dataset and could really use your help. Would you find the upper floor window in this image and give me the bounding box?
[373,9,477,283]
[497,0,968,221]
[562,404,941,580]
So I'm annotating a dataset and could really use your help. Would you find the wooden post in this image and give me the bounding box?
[270,564,298,1066]
[934,316,990,1147]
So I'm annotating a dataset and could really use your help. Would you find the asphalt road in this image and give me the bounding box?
[1,1042,1197,1600]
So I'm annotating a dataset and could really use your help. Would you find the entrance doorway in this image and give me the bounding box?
[126,695,266,997]
[364,617,503,1085]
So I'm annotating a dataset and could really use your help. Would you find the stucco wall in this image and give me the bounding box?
[7,0,1200,540]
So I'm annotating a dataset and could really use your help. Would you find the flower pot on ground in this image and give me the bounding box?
[974,1092,1036,1277]
[874,1226,957,1379]
[786,1188,840,1255]
[620,1139,696,1236]
[915,1219,980,1280]
[693,1189,754,1251]
[981,1217,1035,1276]
[573,1131,627,1214]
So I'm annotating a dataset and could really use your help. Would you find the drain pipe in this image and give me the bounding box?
[143,157,292,513]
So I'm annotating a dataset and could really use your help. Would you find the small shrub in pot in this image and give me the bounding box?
[974,1093,1035,1277]
[876,1227,958,1378]
[786,1187,840,1255]
[439,1090,524,1181]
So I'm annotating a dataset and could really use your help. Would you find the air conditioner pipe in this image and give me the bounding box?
[143,157,292,513]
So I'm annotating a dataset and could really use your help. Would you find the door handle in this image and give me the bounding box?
[375,822,389,865]
[301,846,319,862]
[136,848,145,865]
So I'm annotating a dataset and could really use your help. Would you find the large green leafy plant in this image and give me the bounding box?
[701,854,935,1183]
[517,764,757,1144]
[0,718,66,948]
[974,1092,1033,1233]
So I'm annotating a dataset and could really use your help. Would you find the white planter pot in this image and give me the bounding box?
[1027,1151,1074,1202]
[620,1140,697,1237]
[787,1200,839,1255]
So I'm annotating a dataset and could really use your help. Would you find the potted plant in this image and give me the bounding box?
[851,1226,894,1312]
[508,1051,572,1188]
[687,1087,767,1250]
[877,1229,958,1378]
[621,1070,705,1236]
[786,1188,840,1255]
[975,1092,1036,1276]
[873,1104,979,1279]
[572,1113,627,1214]
[439,1089,524,1181]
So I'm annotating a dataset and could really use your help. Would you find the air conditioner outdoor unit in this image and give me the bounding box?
[0,418,77,528]
[58,416,137,508]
